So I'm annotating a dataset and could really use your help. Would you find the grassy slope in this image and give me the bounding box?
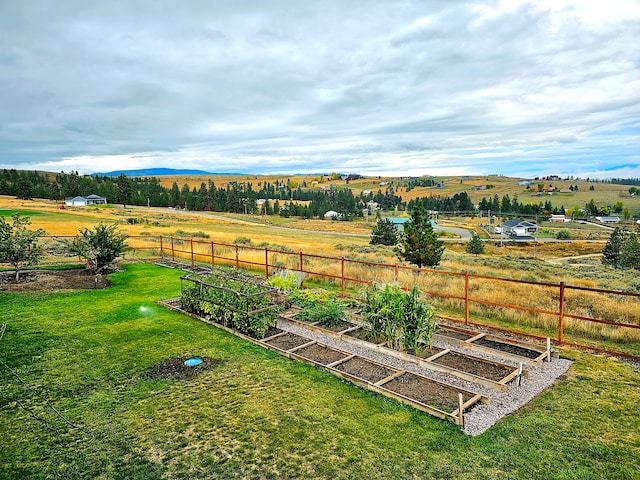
[1,264,639,479]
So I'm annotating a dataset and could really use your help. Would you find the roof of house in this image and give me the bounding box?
[503,218,537,228]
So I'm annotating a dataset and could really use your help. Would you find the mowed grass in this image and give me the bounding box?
[1,263,639,479]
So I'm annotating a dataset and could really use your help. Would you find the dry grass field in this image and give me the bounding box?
[151,173,640,218]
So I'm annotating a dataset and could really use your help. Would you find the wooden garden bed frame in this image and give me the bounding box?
[281,308,524,391]
[435,324,550,366]
[159,298,487,426]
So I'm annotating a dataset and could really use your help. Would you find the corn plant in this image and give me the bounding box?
[360,284,435,354]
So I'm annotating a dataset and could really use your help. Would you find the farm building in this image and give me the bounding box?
[549,214,568,223]
[323,210,340,219]
[595,216,620,223]
[64,194,107,206]
[502,218,539,237]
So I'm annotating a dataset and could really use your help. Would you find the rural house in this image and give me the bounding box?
[64,194,107,207]
[502,218,538,237]
[595,216,620,224]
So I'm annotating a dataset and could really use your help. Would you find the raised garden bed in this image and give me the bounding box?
[160,298,487,426]
[436,325,549,366]
[292,344,350,365]
[264,332,311,351]
[380,372,475,412]
[332,356,395,383]
[282,311,521,390]
[430,351,513,382]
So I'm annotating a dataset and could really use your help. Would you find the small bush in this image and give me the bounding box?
[557,229,571,240]
[267,272,301,292]
[173,230,210,239]
[295,298,347,327]
[234,236,253,245]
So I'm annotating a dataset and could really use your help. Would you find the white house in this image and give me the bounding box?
[595,216,620,224]
[503,218,539,237]
[64,194,107,207]
[549,214,568,223]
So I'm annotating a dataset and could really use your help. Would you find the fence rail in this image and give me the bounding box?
[13,235,640,360]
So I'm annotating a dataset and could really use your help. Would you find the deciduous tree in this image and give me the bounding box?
[63,223,128,272]
[0,214,45,281]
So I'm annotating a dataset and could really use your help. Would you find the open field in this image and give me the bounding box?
[1,263,639,479]
[149,174,640,218]
[1,196,636,290]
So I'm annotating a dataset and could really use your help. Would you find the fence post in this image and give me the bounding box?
[558,281,565,344]
[235,244,239,268]
[159,235,164,259]
[394,264,399,282]
[265,247,269,279]
[190,239,194,267]
[171,236,175,261]
[464,271,470,325]
[299,252,303,273]
[211,241,215,268]
[341,257,345,297]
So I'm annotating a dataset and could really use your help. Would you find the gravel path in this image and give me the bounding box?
[277,318,572,436]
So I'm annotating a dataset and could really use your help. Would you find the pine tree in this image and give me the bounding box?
[621,232,640,270]
[466,232,485,255]
[370,218,399,245]
[395,203,444,268]
[602,227,628,269]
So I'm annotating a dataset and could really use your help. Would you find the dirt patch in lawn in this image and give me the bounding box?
[143,356,224,381]
[0,269,111,292]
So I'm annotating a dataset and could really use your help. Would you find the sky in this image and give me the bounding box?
[1,0,639,179]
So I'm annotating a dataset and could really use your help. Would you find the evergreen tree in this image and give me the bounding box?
[116,173,133,208]
[602,227,628,269]
[370,218,399,245]
[621,232,640,270]
[395,203,444,268]
[466,232,485,255]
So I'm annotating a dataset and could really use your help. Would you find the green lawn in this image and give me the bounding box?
[1,263,639,479]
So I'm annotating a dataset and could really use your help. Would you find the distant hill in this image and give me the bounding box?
[92,168,214,177]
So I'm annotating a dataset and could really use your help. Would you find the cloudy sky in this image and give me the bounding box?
[1,0,639,178]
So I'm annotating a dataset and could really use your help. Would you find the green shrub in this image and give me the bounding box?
[295,298,347,327]
[290,288,338,308]
[267,272,301,292]
[233,236,253,245]
[556,229,571,240]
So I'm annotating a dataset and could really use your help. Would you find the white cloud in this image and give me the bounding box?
[0,0,638,179]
